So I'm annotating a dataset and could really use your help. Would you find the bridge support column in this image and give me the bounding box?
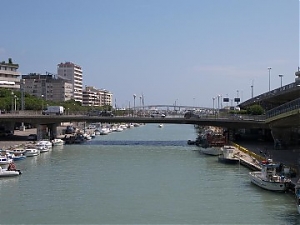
[37,124,48,140]
[48,123,60,139]
[271,127,300,149]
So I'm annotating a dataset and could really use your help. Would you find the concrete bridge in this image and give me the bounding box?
[0,113,268,142]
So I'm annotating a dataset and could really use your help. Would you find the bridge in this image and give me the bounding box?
[0,114,267,129]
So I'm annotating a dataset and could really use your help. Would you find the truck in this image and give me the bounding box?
[42,106,64,115]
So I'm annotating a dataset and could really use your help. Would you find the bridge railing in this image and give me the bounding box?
[266,97,300,118]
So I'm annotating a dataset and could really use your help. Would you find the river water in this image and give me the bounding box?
[0,124,299,224]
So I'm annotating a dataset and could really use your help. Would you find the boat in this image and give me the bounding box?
[100,127,110,135]
[11,153,26,161]
[37,145,51,153]
[0,163,21,177]
[52,138,65,146]
[94,129,101,135]
[198,130,225,156]
[25,148,40,157]
[158,124,163,128]
[218,145,240,164]
[249,158,291,192]
[295,179,300,214]
[0,155,13,169]
[36,140,53,149]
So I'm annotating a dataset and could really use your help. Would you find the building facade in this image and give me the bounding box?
[21,73,73,102]
[82,86,113,107]
[57,62,83,103]
[0,58,21,90]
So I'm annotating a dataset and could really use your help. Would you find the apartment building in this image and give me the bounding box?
[0,58,21,90]
[21,73,73,102]
[57,62,83,103]
[82,86,113,107]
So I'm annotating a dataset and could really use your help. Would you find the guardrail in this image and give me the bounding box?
[266,97,300,118]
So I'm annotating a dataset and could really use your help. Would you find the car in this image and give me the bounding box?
[150,112,166,118]
[99,111,114,117]
[184,111,200,119]
[27,134,37,141]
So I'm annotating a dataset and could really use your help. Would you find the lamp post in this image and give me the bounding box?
[139,96,142,117]
[279,74,283,87]
[251,80,254,98]
[217,95,220,116]
[11,91,14,112]
[41,94,44,110]
[212,97,215,115]
[268,67,272,91]
[133,94,136,117]
[20,79,25,111]
[14,95,17,111]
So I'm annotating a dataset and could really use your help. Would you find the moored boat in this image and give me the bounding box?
[0,155,13,169]
[198,130,225,156]
[25,148,40,157]
[36,140,53,149]
[52,138,65,146]
[249,158,291,192]
[218,145,240,164]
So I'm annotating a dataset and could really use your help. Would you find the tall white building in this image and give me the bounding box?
[57,62,83,103]
[0,58,20,90]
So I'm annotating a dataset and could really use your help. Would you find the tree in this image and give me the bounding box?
[247,105,264,115]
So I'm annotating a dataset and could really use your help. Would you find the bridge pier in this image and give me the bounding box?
[37,123,60,140]
[271,126,300,149]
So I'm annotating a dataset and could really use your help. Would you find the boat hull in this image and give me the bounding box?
[218,156,239,164]
[0,169,21,177]
[249,172,289,192]
[200,147,222,156]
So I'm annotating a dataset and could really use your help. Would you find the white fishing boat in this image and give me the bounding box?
[37,145,51,153]
[0,155,13,169]
[52,138,65,146]
[218,145,240,164]
[249,158,291,192]
[25,148,40,157]
[100,127,110,135]
[36,140,53,149]
[295,179,300,214]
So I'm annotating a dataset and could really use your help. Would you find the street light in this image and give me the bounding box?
[11,91,14,112]
[14,95,17,111]
[212,97,215,115]
[133,94,136,116]
[41,94,44,110]
[217,95,220,115]
[268,67,272,91]
[251,80,254,98]
[279,74,283,87]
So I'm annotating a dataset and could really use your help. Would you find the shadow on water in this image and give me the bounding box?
[83,140,188,147]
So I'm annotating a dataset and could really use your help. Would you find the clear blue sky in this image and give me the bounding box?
[1,0,298,108]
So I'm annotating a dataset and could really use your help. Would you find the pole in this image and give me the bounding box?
[268,67,272,91]
[251,80,254,98]
[11,91,14,112]
[212,97,215,115]
[279,74,283,87]
[14,96,17,111]
[133,94,136,117]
